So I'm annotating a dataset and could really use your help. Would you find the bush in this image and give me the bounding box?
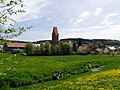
[59,42,72,55]
[25,42,33,55]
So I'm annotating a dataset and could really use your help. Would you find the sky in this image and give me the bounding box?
[6,0,120,41]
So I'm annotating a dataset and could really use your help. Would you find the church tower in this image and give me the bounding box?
[52,27,59,45]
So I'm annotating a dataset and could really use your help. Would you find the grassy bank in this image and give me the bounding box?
[0,53,120,89]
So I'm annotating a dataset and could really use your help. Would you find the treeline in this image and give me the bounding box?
[25,42,77,56]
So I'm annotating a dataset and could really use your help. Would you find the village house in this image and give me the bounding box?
[33,44,40,48]
[3,42,26,53]
[79,45,91,54]
[95,47,105,54]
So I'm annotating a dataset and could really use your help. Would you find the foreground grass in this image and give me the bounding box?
[41,69,120,90]
[0,53,120,89]
[10,55,120,90]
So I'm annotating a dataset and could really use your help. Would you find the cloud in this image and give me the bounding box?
[89,25,120,39]
[93,8,102,16]
[79,11,90,18]
[46,18,51,22]
[71,7,103,28]
[100,13,120,26]
[70,11,91,28]
[73,19,84,28]
[11,0,53,22]
[85,26,103,31]
[61,24,120,40]
[79,8,103,18]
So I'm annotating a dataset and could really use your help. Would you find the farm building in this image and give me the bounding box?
[3,42,26,53]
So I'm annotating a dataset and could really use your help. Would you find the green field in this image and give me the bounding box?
[0,53,120,90]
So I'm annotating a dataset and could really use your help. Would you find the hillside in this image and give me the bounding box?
[60,38,120,46]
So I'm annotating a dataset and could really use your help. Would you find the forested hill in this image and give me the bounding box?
[60,38,120,46]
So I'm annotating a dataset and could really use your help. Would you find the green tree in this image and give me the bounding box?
[56,45,60,55]
[25,42,33,55]
[0,0,31,40]
[39,42,44,55]
[34,46,40,55]
[59,42,72,55]
[90,43,99,51]
[78,39,82,46]
[51,45,59,55]
[72,43,78,54]
[43,41,51,55]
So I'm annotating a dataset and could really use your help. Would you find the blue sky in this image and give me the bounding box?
[9,0,120,41]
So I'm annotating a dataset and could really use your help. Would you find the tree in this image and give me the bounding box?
[25,42,33,55]
[39,42,44,55]
[90,43,99,51]
[39,42,51,56]
[0,0,31,40]
[78,39,82,46]
[72,43,78,54]
[59,42,72,55]
[43,41,51,55]
[51,45,59,55]
[33,46,40,55]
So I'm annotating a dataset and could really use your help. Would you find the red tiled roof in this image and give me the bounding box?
[7,43,26,48]
[60,40,71,43]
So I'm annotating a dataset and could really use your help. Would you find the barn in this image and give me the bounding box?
[3,42,26,53]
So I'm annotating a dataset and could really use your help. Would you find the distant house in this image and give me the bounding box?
[3,42,26,52]
[79,45,91,54]
[95,47,105,54]
[33,44,40,48]
[103,47,110,54]
[108,46,116,51]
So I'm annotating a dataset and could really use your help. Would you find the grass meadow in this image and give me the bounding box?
[0,53,120,89]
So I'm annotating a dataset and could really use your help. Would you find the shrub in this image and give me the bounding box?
[59,42,72,55]
[25,42,33,55]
